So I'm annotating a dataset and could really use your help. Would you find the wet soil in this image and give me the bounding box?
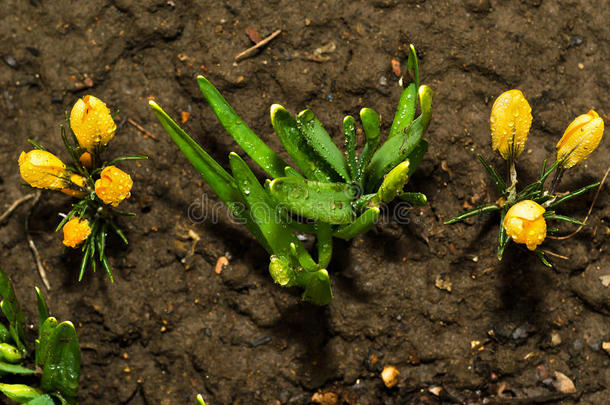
[0,1,609,404]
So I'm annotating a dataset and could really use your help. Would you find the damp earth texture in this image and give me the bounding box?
[0,1,608,404]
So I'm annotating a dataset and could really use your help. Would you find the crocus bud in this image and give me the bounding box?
[490,90,532,161]
[94,166,132,206]
[18,150,69,190]
[61,174,88,198]
[79,151,93,168]
[556,110,604,169]
[70,95,116,152]
[62,218,91,248]
[503,200,546,251]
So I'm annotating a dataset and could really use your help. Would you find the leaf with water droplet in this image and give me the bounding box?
[269,177,356,224]
[296,109,351,182]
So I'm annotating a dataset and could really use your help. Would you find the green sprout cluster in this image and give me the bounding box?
[151,45,433,305]
[0,269,81,404]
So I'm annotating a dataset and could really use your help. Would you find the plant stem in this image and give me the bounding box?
[548,168,564,195]
[506,159,518,203]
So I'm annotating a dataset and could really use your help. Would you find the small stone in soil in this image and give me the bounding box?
[4,56,17,68]
[311,392,338,405]
[250,335,271,348]
[381,365,400,388]
[552,371,576,393]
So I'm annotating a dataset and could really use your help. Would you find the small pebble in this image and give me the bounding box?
[552,371,576,393]
[577,63,584,69]
[4,56,17,68]
[551,332,562,346]
[381,365,400,388]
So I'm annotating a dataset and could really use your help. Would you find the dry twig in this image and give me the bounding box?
[235,29,281,62]
[0,193,37,223]
[127,117,158,141]
[25,191,51,290]
[548,166,609,240]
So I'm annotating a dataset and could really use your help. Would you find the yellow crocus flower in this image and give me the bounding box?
[18,150,69,190]
[70,95,116,152]
[556,110,604,169]
[490,90,532,161]
[94,166,133,206]
[62,218,91,248]
[503,200,546,251]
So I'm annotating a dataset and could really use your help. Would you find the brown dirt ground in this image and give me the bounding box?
[0,0,609,404]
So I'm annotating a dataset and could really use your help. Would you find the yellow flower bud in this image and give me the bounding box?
[79,151,93,168]
[94,166,133,206]
[490,90,532,161]
[62,218,91,248]
[60,174,88,198]
[70,95,116,152]
[556,110,604,169]
[70,174,86,188]
[18,150,69,190]
[503,200,546,251]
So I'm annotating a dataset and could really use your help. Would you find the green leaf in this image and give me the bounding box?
[546,182,599,208]
[0,343,22,363]
[406,139,428,178]
[36,317,58,367]
[77,244,91,282]
[358,108,381,177]
[150,101,270,250]
[535,249,553,268]
[229,153,314,268]
[407,44,419,89]
[60,126,80,169]
[270,105,334,182]
[0,269,26,353]
[497,211,510,261]
[268,256,296,287]
[40,321,81,399]
[444,203,500,224]
[364,85,433,191]
[296,109,351,182]
[0,362,35,375]
[27,140,49,152]
[149,100,241,205]
[543,212,585,226]
[298,270,333,306]
[333,207,380,240]
[35,287,50,333]
[104,155,149,166]
[269,177,356,224]
[477,154,507,195]
[24,395,55,405]
[377,160,410,203]
[399,192,427,206]
[316,223,333,269]
[0,383,44,403]
[196,394,207,405]
[197,76,287,178]
[388,83,417,140]
[283,166,304,178]
[0,324,10,343]
[342,115,358,181]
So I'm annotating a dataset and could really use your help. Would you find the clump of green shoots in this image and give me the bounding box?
[0,268,81,404]
[150,45,433,305]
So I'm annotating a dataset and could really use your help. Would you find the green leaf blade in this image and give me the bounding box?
[388,82,417,140]
[269,177,356,224]
[197,76,287,178]
[270,104,333,182]
[296,109,351,182]
[40,322,81,399]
